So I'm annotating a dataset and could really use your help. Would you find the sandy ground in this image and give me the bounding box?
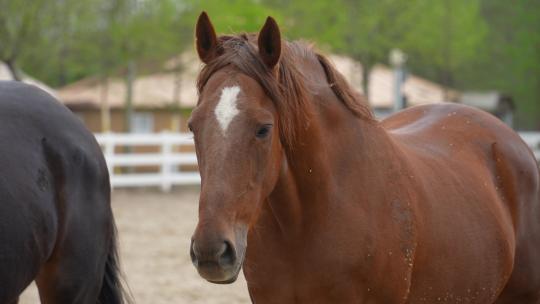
[19,188,251,304]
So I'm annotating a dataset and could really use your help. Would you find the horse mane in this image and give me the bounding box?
[196,34,374,150]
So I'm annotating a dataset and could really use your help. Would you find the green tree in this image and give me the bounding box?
[0,0,50,80]
[189,0,282,33]
[4,0,537,128]
[457,0,540,128]
[265,0,486,101]
[399,0,487,94]
[16,0,100,86]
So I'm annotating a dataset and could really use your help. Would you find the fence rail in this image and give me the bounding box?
[95,132,540,190]
[95,132,199,191]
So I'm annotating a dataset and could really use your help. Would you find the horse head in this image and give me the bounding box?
[189,12,284,284]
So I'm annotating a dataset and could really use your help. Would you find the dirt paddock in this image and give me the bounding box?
[19,188,251,304]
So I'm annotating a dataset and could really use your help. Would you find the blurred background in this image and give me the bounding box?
[0,0,539,131]
[4,0,538,303]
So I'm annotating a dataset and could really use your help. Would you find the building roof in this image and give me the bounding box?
[57,51,458,110]
[330,54,460,108]
[0,62,57,97]
[58,52,200,110]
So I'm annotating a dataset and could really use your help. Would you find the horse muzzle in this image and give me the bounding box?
[190,227,247,284]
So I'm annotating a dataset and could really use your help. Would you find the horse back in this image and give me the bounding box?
[382,103,540,301]
[382,103,539,233]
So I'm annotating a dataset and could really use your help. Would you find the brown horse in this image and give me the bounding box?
[0,81,130,304]
[189,12,540,303]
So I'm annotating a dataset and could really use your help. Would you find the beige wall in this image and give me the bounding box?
[72,109,191,133]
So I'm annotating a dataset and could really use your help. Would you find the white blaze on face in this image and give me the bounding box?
[214,86,241,133]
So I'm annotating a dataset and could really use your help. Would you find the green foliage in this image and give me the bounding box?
[397,0,487,83]
[457,0,540,128]
[188,0,282,33]
[263,0,488,98]
[6,0,195,86]
[263,0,538,128]
[0,0,48,60]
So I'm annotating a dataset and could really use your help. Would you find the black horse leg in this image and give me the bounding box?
[35,225,110,304]
[35,136,119,304]
[35,186,112,304]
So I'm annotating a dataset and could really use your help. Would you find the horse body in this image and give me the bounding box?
[246,101,539,303]
[244,55,539,303]
[191,13,540,303]
[0,81,127,304]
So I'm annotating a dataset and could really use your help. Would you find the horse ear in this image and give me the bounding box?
[258,16,281,69]
[195,11,219,64]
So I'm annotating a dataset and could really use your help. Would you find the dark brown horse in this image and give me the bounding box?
[0,81,130,304]
[189,12,540,303]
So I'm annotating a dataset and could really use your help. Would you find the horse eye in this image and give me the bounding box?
[187,123,194,132]
[256,124,272,139]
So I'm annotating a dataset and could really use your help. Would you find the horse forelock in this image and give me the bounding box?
[196,34,373,151]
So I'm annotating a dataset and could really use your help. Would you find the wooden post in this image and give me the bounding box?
[161,132,173,192]
[100,76,111,132]
[103,132,115,188]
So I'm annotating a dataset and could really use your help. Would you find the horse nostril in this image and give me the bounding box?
[190,239,198,266]
[191,238,237,268]
[218,240,237,267]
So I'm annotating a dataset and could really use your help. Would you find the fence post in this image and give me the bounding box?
[161,132,173,192]
[103,132,115,188]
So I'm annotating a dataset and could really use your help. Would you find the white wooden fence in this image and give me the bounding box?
[95,132,199,191]
[95,132,540,190]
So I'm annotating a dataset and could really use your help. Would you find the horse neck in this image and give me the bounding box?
[265,81,399,238]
